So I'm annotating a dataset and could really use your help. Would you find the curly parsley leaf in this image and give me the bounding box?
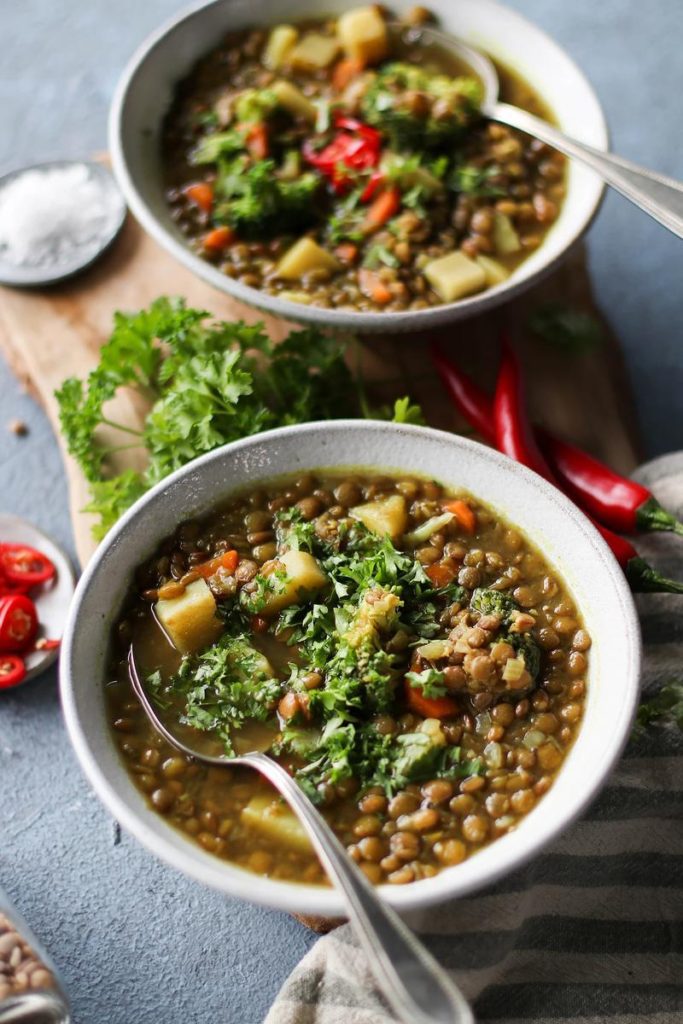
[55,299,423,538]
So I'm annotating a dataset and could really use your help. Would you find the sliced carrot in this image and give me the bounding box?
[196,549,239,578]
[245,122,269,160]
[426,562,457,588]
[202,226,235,252]
[359,268,392,305]
[183,181,214,214]
[335,242,359,264]
[404,678,459,719]
[332,56,365,92]
[443,499,477,534]
[364,186,401,230]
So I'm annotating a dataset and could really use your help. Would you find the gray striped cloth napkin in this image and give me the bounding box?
[265,453,683,1024]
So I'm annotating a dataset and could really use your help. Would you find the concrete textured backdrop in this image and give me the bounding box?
[0,2,681,1022]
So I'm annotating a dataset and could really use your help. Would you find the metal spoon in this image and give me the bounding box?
[128,648,473,1024]
[400,24,683,239]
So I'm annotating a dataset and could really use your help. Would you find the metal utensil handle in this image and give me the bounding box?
[491,102,683,239]
[247,752,473,1024]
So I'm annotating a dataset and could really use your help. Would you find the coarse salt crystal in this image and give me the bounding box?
[0,163,122,268]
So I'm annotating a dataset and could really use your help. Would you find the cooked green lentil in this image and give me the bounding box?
[108,471,588,886]
[162,6,565,312]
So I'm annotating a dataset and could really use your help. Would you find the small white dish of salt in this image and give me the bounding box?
[0,161,126,286]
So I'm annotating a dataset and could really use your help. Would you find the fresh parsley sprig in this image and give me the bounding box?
[55,298,421,539]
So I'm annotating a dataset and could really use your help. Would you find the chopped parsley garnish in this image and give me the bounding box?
[152,519,484,801]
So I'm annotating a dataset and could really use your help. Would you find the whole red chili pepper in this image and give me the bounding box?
[431,341,683,536]
[430,345,495,444]
[536,433,683,536]
[493,339,561,483]
[432,342,683,594]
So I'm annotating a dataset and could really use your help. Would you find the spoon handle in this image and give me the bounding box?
[491,102,683,239]
[245,752,473,1024]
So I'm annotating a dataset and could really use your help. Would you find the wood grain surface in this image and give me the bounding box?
[0,213,640,568]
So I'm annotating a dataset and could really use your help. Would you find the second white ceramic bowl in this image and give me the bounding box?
[109,0,607,332]
[60,422,640,919]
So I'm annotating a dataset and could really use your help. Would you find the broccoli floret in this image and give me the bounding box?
[192,129,247,165]
[469,587,518,624]
[503,632,541,681]
[393,719,446,781]
[342,588,401,650]
[234,88,279,124]
[215,157,320,238]
[361,62,482,151]
[393,721,485,784]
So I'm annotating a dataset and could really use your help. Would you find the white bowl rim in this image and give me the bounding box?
[108,0,608,332]
[60,421,641,917]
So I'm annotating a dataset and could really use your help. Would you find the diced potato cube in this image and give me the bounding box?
[418,718,447,746]
[155,579,222,655]
[271,80,318,123]
[476,254,511,287]
[492,212,521,255]
[263,25,298,70]
[241,793,312,853]
[259,550,328,616]
[424,251,487,303]
[276,237,340,280]
[350,494,408,541]
[289,33,340,72]
[338,6,389,65]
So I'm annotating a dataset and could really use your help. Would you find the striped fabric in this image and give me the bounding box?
[265,454,683,1024]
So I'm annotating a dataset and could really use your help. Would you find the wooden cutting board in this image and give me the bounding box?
[0,212,640,567]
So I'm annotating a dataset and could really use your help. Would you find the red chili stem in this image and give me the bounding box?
[431,343,683,536]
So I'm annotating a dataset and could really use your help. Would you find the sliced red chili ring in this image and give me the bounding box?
[0,655,26,689]
[0,570,31,596]
[0,544,56,587]
[0,594,39,653]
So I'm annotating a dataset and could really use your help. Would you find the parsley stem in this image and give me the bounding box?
[100,417,144,437]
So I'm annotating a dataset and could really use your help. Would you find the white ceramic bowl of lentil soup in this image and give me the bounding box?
[109,0,607,331]
[61,422,640,919]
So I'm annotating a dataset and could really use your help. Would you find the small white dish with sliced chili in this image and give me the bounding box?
[0,516,75,688]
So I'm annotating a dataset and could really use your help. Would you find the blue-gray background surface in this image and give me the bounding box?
[0,2,681,1022]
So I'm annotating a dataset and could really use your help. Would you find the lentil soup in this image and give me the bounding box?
[162,6,566,312]
[108,471,589,887]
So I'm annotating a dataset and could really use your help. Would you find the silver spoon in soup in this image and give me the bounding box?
[394,23,683,239]
[128,647,473,1024]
